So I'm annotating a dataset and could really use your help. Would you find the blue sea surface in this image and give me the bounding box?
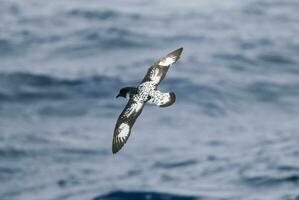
[1,0,299,200]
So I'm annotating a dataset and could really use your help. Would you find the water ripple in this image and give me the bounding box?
[93,191,199,200]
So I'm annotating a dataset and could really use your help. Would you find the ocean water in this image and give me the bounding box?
[1,0,299,199]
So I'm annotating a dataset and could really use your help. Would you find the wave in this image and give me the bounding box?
[245,81,299,103]
[53,27,151,56]
[66,9,141,21]
[0,28,151,59]
[0,72,123,102]
[152,159,198,169]
[0,8,150,58]
[0,6,208,59]
[243,174,299,187]
[93,191,199,200]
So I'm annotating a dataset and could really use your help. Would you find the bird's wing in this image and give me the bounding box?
[148,91,176,107]
[141,47,183,87]
[112,99,144,154]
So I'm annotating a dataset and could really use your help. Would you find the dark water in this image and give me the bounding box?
[1,0,299,199]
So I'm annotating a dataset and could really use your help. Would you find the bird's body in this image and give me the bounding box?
[113,48,183,154]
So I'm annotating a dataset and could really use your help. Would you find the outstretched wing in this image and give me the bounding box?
[141,47,183,87]
[148,91,176,107]
[112,99,144,154]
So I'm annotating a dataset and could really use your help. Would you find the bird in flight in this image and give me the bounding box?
[112,47,183,154]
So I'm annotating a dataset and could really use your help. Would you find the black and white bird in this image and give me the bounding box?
[112,48,183,154]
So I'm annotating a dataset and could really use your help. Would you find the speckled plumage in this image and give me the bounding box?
[112,47,183,154]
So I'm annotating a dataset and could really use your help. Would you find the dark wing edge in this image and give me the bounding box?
[112,99,144,154]
[148,91,176,107]
[141,47,183,86]
[159,92,176,107]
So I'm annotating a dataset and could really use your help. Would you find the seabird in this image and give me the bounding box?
[112,47,183,154]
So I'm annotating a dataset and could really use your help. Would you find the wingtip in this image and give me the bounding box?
[112,150,117,154]
[112,137,126,154]
[112,146,119,154]
[170,47,183,57]
[112,139,119,154]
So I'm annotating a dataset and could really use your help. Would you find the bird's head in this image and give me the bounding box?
[116,87,132,99]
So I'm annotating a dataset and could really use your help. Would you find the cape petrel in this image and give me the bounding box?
[113,47,183,154]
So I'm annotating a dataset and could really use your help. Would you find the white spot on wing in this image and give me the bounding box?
[117,123,130,139]
[158,55,176,66]
[123,105,134,117]
[150,68,159,79]
[135,101,143,110]
[123,102,143,117]
[150,68,160,83]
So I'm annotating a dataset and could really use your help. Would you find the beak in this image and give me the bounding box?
[116,94,120,98]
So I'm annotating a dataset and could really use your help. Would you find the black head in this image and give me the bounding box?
[116,87,134,98]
